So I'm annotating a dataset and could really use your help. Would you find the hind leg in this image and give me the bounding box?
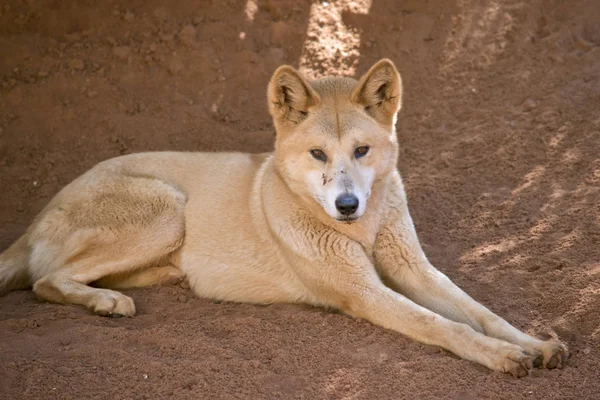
[95,265,185,289]
[29,175,186,316]
[33,253,180,317]
[34,274,137,317]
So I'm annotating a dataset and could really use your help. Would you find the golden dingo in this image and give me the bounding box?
[0,59,567,377]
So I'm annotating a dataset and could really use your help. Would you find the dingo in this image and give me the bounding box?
[0,59,567,376]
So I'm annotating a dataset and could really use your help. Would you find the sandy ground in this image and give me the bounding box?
[1,0,599,399]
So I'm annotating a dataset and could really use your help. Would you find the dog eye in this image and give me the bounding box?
[354,146,369,158]
[310,149,327,162]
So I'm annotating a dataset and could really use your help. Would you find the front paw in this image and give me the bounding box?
[495,344,533,378]
[528,340,569,369]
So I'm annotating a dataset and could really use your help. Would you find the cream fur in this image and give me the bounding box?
[0,59,567,377]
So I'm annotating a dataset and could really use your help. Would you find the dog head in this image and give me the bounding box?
[268,59,402,223]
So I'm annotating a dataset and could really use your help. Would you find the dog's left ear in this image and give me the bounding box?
[351,59,402,126]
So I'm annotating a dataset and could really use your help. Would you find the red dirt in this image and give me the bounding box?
[1,0,599,399]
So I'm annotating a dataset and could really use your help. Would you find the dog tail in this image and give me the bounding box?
[0,234,31,296]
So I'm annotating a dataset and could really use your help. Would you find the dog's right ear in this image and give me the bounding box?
[267,66,321,125]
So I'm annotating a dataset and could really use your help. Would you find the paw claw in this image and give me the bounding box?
[523,340,569,370]
[511,364,529,378]
[498,345,532,378]
[547,343,568,369]
[545,344,568,369]
[506,354,531,378]
[546,354,559,369]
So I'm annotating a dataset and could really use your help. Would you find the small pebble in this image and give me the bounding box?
[68,59,85,70]
[113,46,131,60]
[178,25,196,46]
[169,58,184,75]
[522,98,537,112]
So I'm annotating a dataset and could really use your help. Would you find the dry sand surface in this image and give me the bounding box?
[1,0,599,399]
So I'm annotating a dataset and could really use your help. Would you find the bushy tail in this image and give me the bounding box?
[0,234,31,296]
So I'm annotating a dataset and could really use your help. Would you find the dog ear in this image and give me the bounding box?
[267,66,321,125]
[351,59,402,126]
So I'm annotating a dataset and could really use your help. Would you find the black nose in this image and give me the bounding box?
[335,193,359,216]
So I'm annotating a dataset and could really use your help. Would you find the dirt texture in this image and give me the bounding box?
[1,0,599,399]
